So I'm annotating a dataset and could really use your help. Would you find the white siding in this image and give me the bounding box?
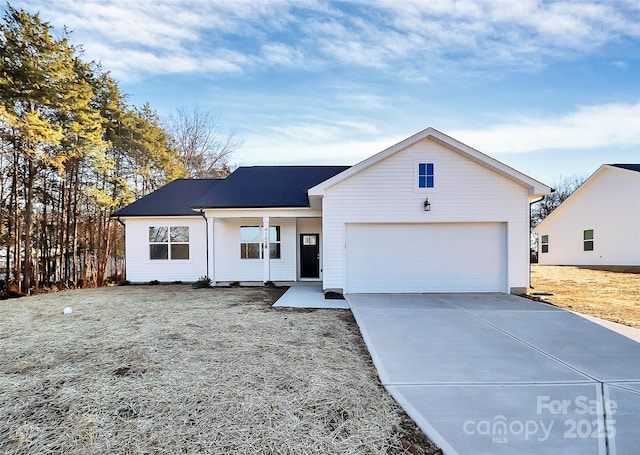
[536,167,640,265]
[213,217,297,282]
[322,138,530,293]
[123,217,207,282]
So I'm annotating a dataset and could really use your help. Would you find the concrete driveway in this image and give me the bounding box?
[346,293,640,455]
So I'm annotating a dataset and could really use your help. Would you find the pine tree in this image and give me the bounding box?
[0,5,104,292]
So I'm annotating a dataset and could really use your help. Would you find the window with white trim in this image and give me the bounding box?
[418,163,434,188]
[583,229,594,251]
[149,226,189,260]
[541,235,549,253]
[240,226,281,259]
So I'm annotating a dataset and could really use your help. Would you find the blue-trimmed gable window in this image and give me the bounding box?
[418,163,434,188]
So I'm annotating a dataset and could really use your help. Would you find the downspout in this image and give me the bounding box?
[199,210,209,280]
[116,217,125,280]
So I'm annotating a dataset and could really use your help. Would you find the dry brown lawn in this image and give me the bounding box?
[0,285,440,455]
[531,265,640,329]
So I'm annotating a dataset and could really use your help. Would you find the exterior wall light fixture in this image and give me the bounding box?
[424,198,431,211]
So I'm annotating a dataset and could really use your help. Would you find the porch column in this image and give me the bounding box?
[263,216,270,283]
[207,216,215,284]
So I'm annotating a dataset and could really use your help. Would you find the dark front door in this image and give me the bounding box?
[300,234,320,278]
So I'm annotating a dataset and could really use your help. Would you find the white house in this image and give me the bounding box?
[534,164,640,266]
[113,127,551,294]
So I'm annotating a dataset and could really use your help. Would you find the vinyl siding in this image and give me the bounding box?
[123,217,207,282]
[322,138,530,292]
[536,167,640,265]
[213,217,297,282]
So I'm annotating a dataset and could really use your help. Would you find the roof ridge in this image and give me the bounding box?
[610,163,640,173]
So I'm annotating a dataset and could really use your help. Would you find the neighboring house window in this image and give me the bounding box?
[240,226,281,259]
[541,235,549,253]
[584,229,594,251]
[418,163,434,188]
[149,226,189,260]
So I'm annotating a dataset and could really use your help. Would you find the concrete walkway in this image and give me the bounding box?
[273,285,349,309]
[346,293,640,455]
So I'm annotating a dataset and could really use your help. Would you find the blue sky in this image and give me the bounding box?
[15,0,640,184]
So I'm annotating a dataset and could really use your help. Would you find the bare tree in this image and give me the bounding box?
[531,174,586,230]
[167,106,241,178]
[530,174,586,261]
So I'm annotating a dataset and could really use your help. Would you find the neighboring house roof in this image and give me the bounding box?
[612,163,640,173]
[534,163,640,232]
[112,179,222,217]
[309,127,551,198]
[191,166,350,209]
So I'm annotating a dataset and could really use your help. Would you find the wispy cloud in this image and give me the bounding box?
[260,43,305,67]
[15,0,640,82]
[450,103,640,154]
[237,102,639,167]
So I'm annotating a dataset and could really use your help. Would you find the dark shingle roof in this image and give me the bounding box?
[192,166,350,208]
[112,179,222,217]
[112,166,350,217]
[611,164,640,173]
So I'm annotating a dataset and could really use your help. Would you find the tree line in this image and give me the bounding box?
[0,5,238,295]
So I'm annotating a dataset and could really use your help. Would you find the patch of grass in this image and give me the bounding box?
[531,265,640,328]
[0,286,440,455]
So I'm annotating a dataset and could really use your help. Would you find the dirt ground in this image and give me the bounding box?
[0,285,441,455]
[530,265,640,329]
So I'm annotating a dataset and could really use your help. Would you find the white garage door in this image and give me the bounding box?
[345,223,506,293]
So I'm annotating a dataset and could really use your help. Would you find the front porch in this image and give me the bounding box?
[205,211,324,287]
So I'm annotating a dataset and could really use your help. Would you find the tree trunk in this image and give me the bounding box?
[23,158,36,294]
[97,214,109,286]
[10,149,19,288]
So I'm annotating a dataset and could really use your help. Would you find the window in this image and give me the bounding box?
[583,229,594,251]
[418,163,434,188]
[240,226,281,259]
[541,235,549,253]
[149,226,189,260]
[302,235,317,246]
[269,226,281,259]
[240,226,261,259]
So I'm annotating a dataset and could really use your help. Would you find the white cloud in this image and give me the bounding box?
[235,102,639,169]
[13,0,640,82]
[238,131,395,166]
[449,103,640,155]
[236,113,390,165]
[336,91,389,110]
[260,43,304,66]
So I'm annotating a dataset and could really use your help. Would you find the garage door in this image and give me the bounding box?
[345,223,506,293]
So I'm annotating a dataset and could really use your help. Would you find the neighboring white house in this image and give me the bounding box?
[113,127,551,294]
[534,164,640,266]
